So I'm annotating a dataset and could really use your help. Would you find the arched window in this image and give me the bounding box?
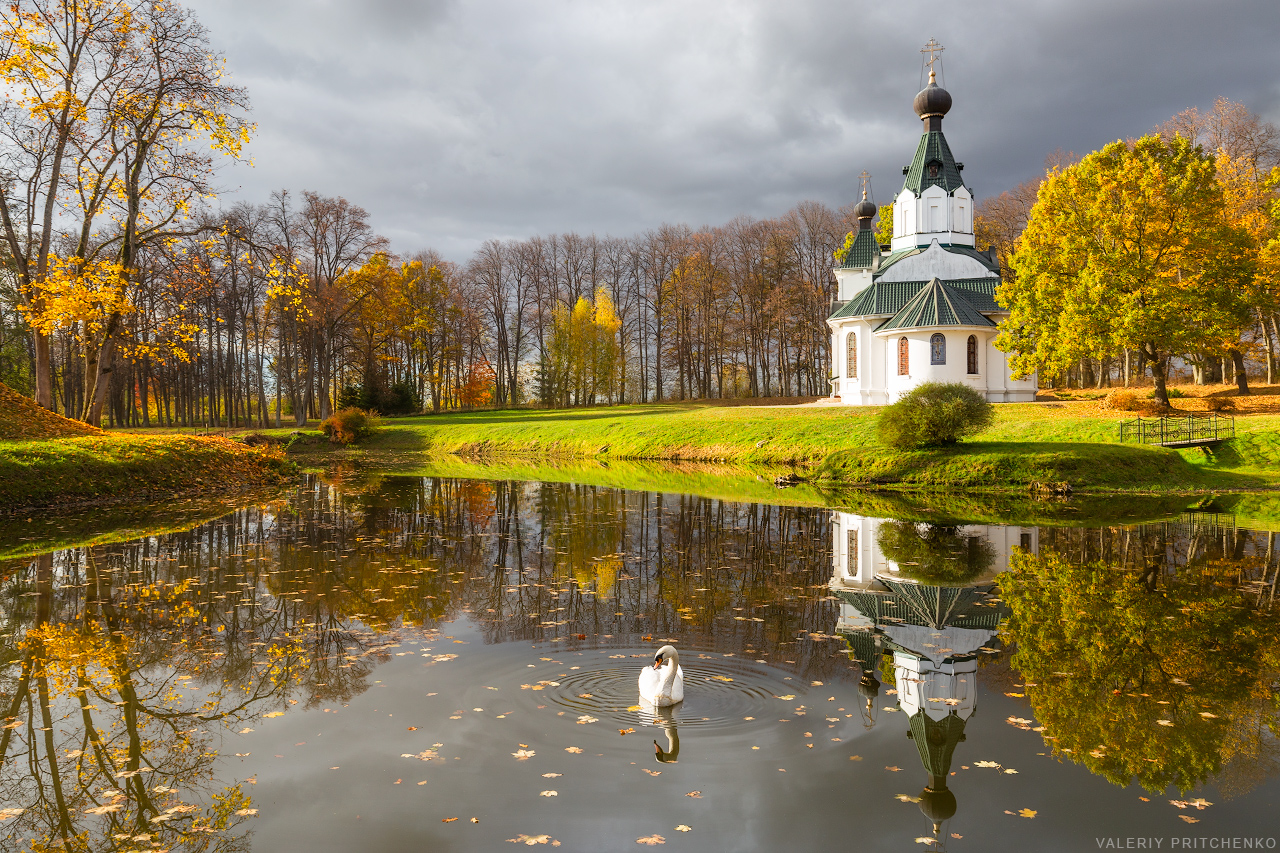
[897,337,909,376]
[930,333,946,365]
[846,332,857,379]
[967,335,979,374]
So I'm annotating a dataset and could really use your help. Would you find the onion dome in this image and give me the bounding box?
[853,190,877,223]
[918,782,957,825]
[858,672,881,700]
[913,68,952,120]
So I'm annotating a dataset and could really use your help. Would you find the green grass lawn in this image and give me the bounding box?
[215,401,1280,494]
[0,434,294,512]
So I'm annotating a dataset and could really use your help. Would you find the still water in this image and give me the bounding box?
[1,474,1278,852]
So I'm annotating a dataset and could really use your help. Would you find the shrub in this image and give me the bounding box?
[321,408,381,445]
[1148,387,1186,399]
[876,382,994,450]
[1101,389,1142,411]
[876,520,996,585]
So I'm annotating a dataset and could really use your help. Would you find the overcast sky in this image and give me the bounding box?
[187,0,1280,261]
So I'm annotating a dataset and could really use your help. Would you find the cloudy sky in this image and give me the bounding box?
[188,0,1280,260]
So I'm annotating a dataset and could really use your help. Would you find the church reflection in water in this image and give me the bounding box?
[829,513,1034,846]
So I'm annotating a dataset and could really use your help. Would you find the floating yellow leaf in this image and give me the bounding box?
[675,825,691,832]
[564,747,583,753]
[539,791,557,797]
[895,794,921,803]
[619,728,635,736]
[636,836,666,845]
[685,791,702,798]
[263,711,284,718]
[1018,808,1037,818]
[710,676,733,682]
[512,749,536,760]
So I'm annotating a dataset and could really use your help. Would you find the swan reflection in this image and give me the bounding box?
[638,701,681,763]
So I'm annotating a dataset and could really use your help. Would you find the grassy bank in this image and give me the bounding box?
[268,401,1280,494]
[0,434,294,512]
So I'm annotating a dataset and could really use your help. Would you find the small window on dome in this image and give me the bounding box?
[928,163,939,178]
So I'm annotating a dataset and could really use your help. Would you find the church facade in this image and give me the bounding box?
[827,66,1037,405]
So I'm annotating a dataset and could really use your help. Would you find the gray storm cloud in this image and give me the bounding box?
[191,0,1280,259]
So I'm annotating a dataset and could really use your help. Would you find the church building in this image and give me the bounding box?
[828,49,1037,405]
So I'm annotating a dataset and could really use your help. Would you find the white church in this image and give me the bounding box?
[828,54,1037,405]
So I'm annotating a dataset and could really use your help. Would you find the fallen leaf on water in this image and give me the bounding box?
[883,707,900,712]
[849,755,862,761]
[895,794,921,803]
[636,836,665,845]
[402,750,438,761]
[394,779,402,784]
[974,761,1001,768]
[578,693,593,699]
[685,791,702,798]
[1139,797,1149,802]
[234,809,258,817]
[710,676,733,682]
[407,726,418,731]
[643,769,661,776]
[675,825,691,832]
[238,728,253,734]
[564,747,583,753]
[471,818,480,823]
[777,695,795,701]
[1003,769,1019,775]
[1018,809,1037,818]
[84,805,124,815]
[513,749,536,760]
[507,833,560,845]
[542,773,561,778]
[950,834,962,839]
[540,791,557,797]
[576,715,598,725]
[443,817,459,823]
[619,728,635,736]
[914,838,936,844]
[1004,692,1024,698]
[1179,816,1199,824]
[885,766,902,772]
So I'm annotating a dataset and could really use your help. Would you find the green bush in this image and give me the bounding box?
[876,520,996,585]
[321,408,382,445]
[876,382,993,450]
[1149,387,1187,399]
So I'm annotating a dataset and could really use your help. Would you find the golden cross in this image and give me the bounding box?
[920,38,944,73]
[858,170,871,200]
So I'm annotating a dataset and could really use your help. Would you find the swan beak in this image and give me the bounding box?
[653,660,662,669]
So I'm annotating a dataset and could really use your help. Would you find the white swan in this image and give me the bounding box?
[638,645,684,706]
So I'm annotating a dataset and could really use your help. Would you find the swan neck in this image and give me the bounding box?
[661,651,679,687]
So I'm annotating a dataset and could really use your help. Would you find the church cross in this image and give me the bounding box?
[920,38,944,73]
[858,170,871,200]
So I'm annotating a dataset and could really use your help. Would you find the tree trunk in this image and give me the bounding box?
[1229,348,1250,395]
[1148,347,1169,407]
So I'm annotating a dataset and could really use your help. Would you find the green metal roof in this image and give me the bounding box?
[839,227,880,269]
[875,278,997,332]
[902,130,968,195]
[828,277,1002,320]
[875,247,922,275]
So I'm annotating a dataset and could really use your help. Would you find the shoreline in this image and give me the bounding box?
[0,434,295,513]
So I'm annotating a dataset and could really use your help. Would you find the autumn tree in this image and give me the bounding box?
[997,134,1254,405]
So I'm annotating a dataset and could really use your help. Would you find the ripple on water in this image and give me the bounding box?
[529,652,806,733]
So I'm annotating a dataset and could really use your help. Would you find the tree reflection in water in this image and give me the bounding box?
[1,480,1277,851]
[0,476,851,849]
[1001,523,1280,797]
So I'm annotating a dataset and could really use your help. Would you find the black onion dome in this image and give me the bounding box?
[918,785,957,823]
[854,197,878,220]
[913,70,952,119]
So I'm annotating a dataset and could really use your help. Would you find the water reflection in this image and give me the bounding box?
[830,513,1019,847]
[0,480,1276,851]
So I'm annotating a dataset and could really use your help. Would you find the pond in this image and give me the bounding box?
[1,474,1278,851]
